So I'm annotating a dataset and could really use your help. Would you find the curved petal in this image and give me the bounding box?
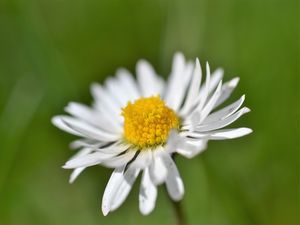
[139,167,157,215]
[202,95,245,124]
[161,153,184,201]
[101,150,137,168]
[128,149,153,170]
[193,107,251,132]
[164,52,186,109]
[149,148,168,185]
[198,68,223,99]
[184,128,253,140]
[52,116,120,142]
[116,68,140,100]
[176,138,207,158]
[102,166,140,215]
[90,83,123,123]
[68,148,92,183]
[136,60,161,97]
[213,77,240,108]
[179,58,202,116]
[65,102,122,134]
[63,151,114,169]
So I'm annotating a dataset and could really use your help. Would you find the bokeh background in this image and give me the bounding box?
[0,0,298,224]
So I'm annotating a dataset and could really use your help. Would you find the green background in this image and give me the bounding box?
[0,0,298,224]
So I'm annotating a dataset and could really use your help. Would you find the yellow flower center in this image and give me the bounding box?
[122,96,179,149]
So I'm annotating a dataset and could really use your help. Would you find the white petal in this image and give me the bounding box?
[139,167,157,215]
[90,83,123,123]
[184,62,211,123]
[179,58,202,116]
[96,143,130,154]
[213,77,240,108]
[101,166,125,216]
[194,107,251,132]
[52,116,81,136]
[198,68,223,99]
[184,128,252,140]
[209,127,252,139]
[176,139,207,158]
[202,95,245,124]
[198,81,223,123]
[69,167,86,183]
[128,149,153,170]
[116,68,140,100]
[102,166,140,215]
[53,116,120,142]
[136,60,161,97]
[162,153,184,201]
[149,153,167,185]
[101,150,136,168]
[196,62,211,113]
[63,151,113,169]
[168,61,193,112]
[164,130,181,154]
[164,52,186,109]
[156,76,165,95]
[104,77,130,107]
[65,102,122,134]
[68,148,92,183]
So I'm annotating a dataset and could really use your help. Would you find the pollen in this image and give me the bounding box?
[122,96,179,149]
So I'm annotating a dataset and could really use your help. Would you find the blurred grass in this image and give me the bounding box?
[0,0,298,225]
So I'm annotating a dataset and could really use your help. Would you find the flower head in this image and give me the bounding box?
[52,52,252,215]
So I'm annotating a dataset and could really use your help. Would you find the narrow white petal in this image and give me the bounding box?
[213,77,240,108]
[128,149,153,170]
[191,62,211,115]
[164,130,181,154]
[164,52,185,109]
[96,143,130,154]
[65,102,93,123]
[156,76,165,95]
[110,167,140,211]
[102,166,125,216]
[184,128,252,140]
[137,60,161,97]
[65,102,122,134]
[104,77,130,107]
[198,68,223,99]
[116,68,140,100]
[90,83,123,123]
[68,148,92,183]
[209,128,253,139]
[63,152,113,169]
[169,61,193,112]
[149,154,167,185]
[194,107,251,132]
[69,167,86,183]
[203,95,245,124]
[52,116,81,136]
[179,58,202,116]
[198,81,223,123]
[56,116,120,142]
[162,154,184,201]
[101,150,136,168]
[139,167,157,215]
[176,139,207,158]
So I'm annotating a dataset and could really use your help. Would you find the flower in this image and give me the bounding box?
[52,52,252,216]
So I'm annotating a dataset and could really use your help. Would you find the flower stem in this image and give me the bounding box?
[168,195,187,225]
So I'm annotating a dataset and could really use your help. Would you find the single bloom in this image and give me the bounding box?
[52,52,252,216]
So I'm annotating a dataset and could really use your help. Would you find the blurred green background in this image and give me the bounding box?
[0,0,298,224]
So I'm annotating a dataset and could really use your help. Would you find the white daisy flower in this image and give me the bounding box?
[52,52,252,216]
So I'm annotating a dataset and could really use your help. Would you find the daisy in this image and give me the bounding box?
[52,52,252,216]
